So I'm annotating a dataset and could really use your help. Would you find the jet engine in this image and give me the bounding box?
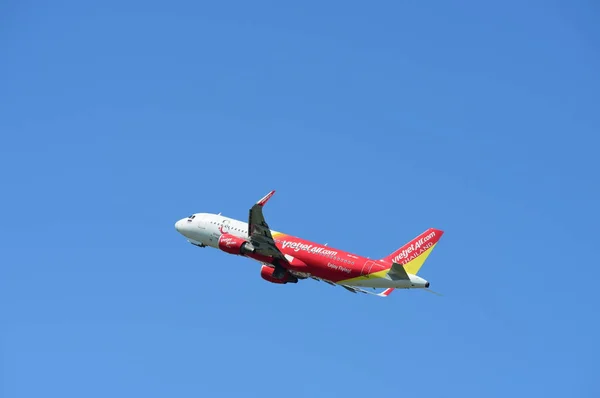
[260,265,298,284]
[218,234,255,255]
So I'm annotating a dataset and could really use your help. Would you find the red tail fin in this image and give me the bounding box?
[381,228,444,275]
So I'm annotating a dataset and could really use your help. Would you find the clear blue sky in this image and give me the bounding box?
[1,1,599,397]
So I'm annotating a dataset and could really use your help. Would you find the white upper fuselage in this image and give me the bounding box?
[175,213,252,249]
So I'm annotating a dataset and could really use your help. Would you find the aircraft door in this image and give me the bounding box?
[361,260,386,277]
[361,260,373,276]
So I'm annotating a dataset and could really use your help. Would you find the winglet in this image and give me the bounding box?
[257,190,275,207]
[378,288,395,297]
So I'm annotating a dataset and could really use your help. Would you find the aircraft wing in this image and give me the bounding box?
[247,190,287,260]
[340,284,395,297]
[308,276,394,297]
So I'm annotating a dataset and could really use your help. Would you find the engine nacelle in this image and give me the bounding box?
[260,265,298,284]
[218,234,255,255]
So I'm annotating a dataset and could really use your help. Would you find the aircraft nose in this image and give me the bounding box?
[175,219,184,232]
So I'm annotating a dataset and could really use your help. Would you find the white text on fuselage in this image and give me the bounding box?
[392,231,436,263]
[280,241,338,257]
[327,263,351,274]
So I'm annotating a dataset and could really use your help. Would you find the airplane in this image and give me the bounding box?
[174,190,444,297]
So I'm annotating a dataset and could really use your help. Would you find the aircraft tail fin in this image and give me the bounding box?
[381,228,444,275]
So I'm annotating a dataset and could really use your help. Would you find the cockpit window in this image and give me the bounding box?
[187,215,195,222]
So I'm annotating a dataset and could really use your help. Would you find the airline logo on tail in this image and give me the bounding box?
[391,229,438,264]
[383,228,444,275]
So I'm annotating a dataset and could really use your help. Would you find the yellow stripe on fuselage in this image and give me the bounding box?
[338,243,439,284]
[338,268,390,284]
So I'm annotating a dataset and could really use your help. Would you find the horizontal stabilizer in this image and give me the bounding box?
[388,262,410,280]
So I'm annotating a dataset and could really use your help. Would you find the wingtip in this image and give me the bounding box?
[257,190,276,206]
[378,288,395,297]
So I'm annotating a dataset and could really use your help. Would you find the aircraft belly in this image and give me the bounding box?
[347,278,414,289]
